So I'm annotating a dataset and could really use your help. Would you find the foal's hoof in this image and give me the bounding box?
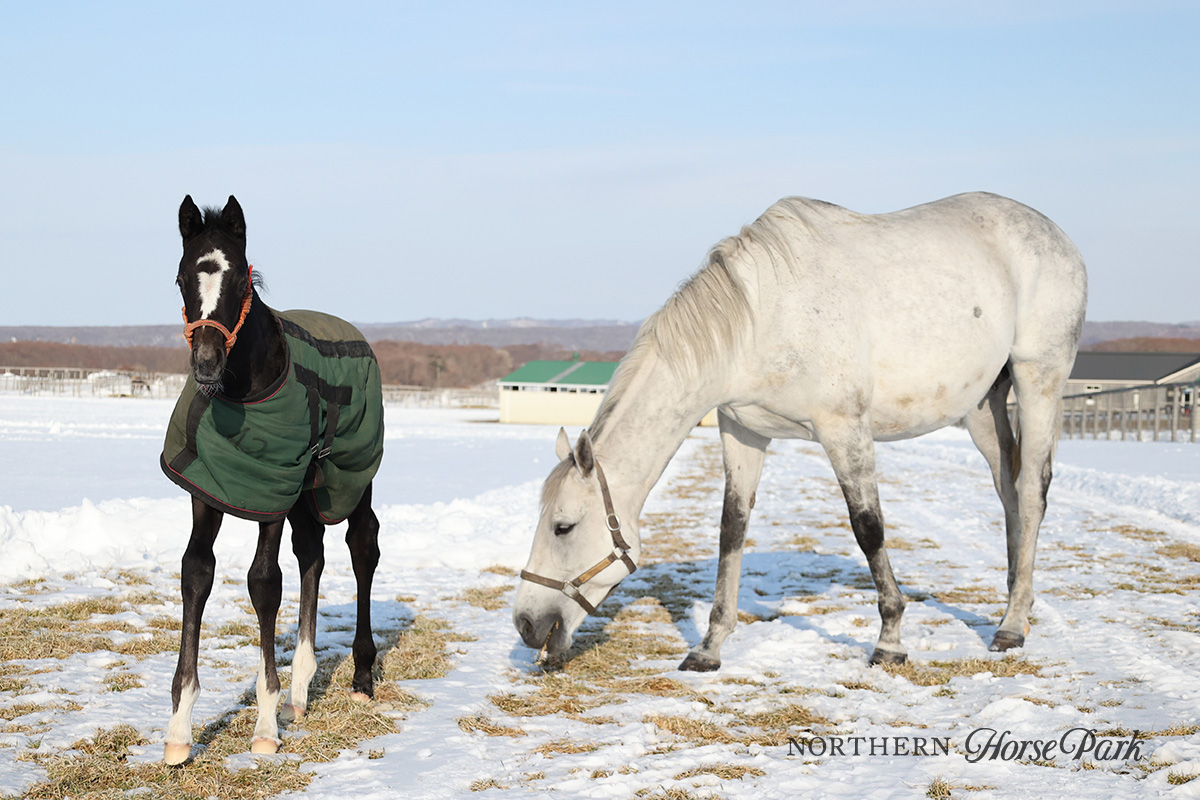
[280,703,305,724]
[869,649,907,666]
[678,653,721,672]
[163,742,192,766]
[989,631,1025,652]
[350,691,372,704]
[250,737,280,755]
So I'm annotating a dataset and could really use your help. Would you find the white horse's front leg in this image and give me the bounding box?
[820,417,907,665]
[681,413,769,672]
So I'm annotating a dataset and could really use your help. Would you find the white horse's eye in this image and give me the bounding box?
[554,523,575,536]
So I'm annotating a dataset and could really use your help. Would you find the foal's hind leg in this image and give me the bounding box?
[165,498,222,765]
[344,483,380,700]
[680,413,769,672]
[991,360,1068,651]
[282,505,326,722]
[819,417,907,664]
[247,519,286,753]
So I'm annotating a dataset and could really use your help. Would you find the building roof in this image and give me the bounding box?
[500,360,619,387]
[1070,352,1200,383]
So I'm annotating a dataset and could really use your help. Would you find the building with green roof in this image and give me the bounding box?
[498,359,619,425]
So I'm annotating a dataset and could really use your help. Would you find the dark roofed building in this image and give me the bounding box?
[1067,352,1200,394]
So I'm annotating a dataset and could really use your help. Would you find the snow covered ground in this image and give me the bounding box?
[1,394,1198,799]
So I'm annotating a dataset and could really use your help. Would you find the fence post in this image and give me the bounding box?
[1171,385,1181,443]
[1113,393,1123,443]
[1193,385,1199,443]
[1134,391,1142,441]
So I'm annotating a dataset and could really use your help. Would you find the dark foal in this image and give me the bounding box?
[163,195,384,764]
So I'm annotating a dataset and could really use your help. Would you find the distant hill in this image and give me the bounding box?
[1079,321,1200,348]
[0,318,641,352]
[2,318,1196,354]
[1086,337,1200,353]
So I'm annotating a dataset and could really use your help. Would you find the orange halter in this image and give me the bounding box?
[182,265,255,354]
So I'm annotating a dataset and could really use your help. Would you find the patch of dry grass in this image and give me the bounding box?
[881,655,1046,687]
[458,715,527,738]
[458,586,511,611]
[1159,543,1200,563]
[533,737,600,756]
[932,586,1003,605]
[674,763,765,780]
[1108,524,1166,542]
[10,724,313,800]
[470,778,506,791]
[0,594,182,661]
[926,776,954,799]
[101,670,144,693]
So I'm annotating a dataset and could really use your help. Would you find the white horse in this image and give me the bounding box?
[514,192,1087,670]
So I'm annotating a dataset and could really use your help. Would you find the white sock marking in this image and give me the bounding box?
[289,639,317,712]
[166,682,200,746]
[253,654,281,744]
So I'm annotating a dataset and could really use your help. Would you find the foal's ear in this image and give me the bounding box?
[573,430,595,477]
[555,427,571,461]
[179,195,204,242]
[222,195,247,242]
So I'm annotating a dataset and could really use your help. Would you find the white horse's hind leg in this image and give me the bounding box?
[991,360,1068,651]
[963,369,1021,585]
[820,418,907,664]
[680,413,769,672]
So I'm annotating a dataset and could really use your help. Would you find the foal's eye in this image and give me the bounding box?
[554,523,576,536]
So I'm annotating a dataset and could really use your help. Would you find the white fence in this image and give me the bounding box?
[0,367,189,399]
[0,366,498,409]
[1059,382,1199,443]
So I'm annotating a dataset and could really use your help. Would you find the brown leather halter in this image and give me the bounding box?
[519,458,637,615]
[182,265,254,354]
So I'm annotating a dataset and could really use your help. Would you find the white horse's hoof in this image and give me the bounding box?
[163,742,191,765]
[281,703,305,723]
[350,691,371,704]
[250,737,280,755]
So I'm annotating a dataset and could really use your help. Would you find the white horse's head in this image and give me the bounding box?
[513,428,640,657]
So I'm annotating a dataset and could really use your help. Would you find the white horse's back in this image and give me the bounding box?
[718,192,1086,441]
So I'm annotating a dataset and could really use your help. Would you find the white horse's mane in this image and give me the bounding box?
[589,211,790,438]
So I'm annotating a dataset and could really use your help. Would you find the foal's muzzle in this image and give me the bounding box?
[190,330,226,385]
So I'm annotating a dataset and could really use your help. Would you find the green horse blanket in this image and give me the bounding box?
[161,309,384,523]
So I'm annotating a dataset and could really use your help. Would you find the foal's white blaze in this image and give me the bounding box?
[252,654,282,750]
[164,681,199,762]
[195,249,231,319]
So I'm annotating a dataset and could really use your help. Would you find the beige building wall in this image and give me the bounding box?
[500,388,718,427]
[500,390,605,425]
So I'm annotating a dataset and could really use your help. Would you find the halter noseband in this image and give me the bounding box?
[520,458,637,615]
[181,265,254,354]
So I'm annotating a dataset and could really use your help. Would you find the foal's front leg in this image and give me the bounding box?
[283,505,325,721]
[248,519,286,753]
[680,413,769,672]
[165,498,222,765]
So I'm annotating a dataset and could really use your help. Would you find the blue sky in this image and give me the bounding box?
[1,1,1196,326]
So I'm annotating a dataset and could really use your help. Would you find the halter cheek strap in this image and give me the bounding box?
[182,266,254,354]
[520,458,637,615]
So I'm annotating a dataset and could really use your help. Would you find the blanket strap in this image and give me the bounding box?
[293,363,352,491]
